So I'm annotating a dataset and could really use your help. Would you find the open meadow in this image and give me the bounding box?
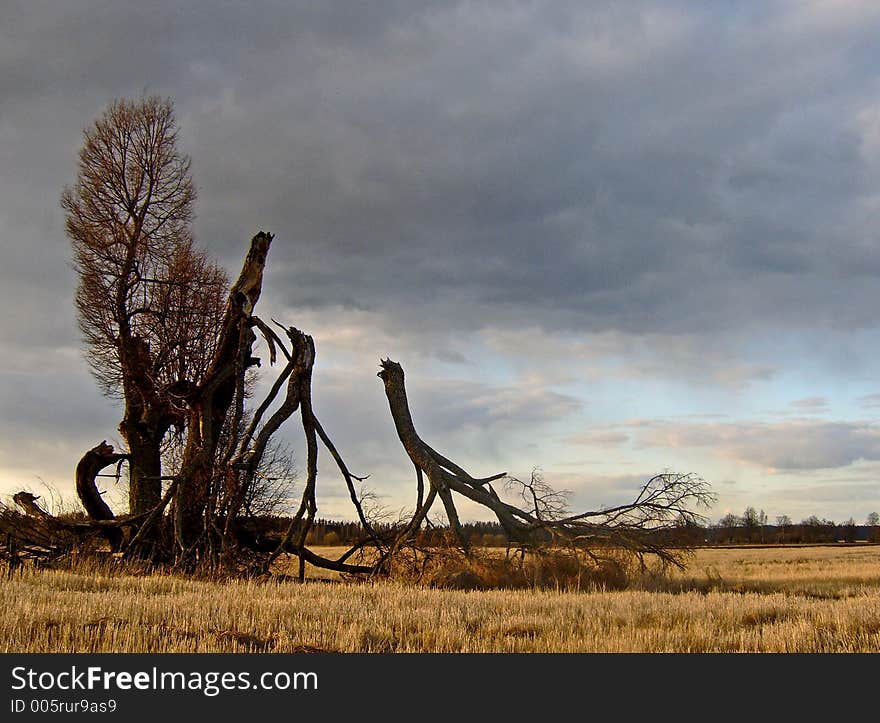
[2,545,880,653]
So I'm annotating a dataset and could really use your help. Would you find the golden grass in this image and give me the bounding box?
[3,545,879,652]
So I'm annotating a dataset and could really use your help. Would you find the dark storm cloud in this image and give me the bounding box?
[182,0,880,337]
[3,1,880,342]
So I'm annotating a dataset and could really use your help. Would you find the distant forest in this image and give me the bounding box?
[296,516,880,547]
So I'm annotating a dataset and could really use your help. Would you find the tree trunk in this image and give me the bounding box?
[174,442,214,552]
[377,358,525,546]
[120,424,163,516]
[174,231,273,553]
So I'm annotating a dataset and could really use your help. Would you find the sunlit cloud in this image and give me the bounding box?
[631,418,880,471]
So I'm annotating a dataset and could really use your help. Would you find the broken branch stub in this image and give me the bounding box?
[75,442,127,522]
[74,441,129,550]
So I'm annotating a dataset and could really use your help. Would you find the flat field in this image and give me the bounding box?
[2,545,879,652]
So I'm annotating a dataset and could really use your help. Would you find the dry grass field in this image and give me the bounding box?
[2,545,880,653]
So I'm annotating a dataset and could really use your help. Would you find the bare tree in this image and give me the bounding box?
[776,514,791,543]
[4,96,717,578]
[868,512,880,543]
[61,96,228,517]
[4,226,715,578]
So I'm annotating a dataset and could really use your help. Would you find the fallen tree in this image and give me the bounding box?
[2,229,714,581]
[0,94,718,581]
[3,227,715,579]
[0,489,146,569]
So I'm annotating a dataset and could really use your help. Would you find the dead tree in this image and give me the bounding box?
[100,228,386,573]
[377,359,714,569]
[172,231,272,554]
[209,320,381,577]
[24,228,712,578]
[379,359,524,547]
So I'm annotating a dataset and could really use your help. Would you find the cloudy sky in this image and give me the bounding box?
[3,0,880,525]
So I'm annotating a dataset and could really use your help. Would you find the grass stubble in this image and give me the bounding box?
[2,546,879,653]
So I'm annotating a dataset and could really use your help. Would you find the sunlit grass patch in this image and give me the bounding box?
[3,545,879,652]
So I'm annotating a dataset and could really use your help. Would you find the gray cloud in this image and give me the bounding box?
[5,1,880,518]
[788,397,828,411]
[481,326,778,388]
[2,1,879,355]
[857,393,880,409]
[566,431,630,448]
[4,1,878,339]
[632,418,880,471]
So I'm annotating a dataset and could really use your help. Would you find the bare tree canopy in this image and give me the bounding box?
[61,96,228,516]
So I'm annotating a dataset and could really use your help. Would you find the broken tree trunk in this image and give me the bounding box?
[75,442,126,520]
[120,423,163,516]
[216,322,385,576]
[174,231,273,552]
[224,328,313,557]
[74,441,128,550]
[376,358,715,569]
[377,359,532,546]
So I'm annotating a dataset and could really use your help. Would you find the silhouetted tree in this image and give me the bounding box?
[6,95,718,578]
[739,506,760,542]
[61,95,227,517]
[868,512,880,543]
[776,514,791,543]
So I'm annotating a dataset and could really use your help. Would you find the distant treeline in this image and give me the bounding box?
[283,517,880,547]
[706,521,880,545]
[302,519,511,547]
